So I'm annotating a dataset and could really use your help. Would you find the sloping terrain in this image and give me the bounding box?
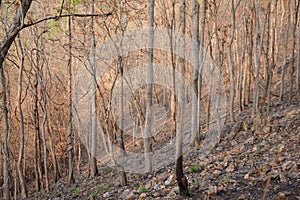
[30,91,299,200]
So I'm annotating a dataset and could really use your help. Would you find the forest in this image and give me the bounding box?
[0,0,299,199]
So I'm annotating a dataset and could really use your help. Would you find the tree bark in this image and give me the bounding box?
[288,0,299,103]
[175,0,188,196]
[17,37,27,199]
[144,0,155,173]
[191,0,200,147]
[279,0,291,101]
[1,56,10,200]
[67,0,75,183]
[89,0,98,177]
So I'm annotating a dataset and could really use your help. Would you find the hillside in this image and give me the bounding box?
[29,90,299,199]
[0,0,299,199]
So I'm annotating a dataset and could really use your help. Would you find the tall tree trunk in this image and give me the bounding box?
[288,0,299,103]
[1,60,10,200]
[41,71,49,191]
[191,0,200,146]
[144,0,154,173]
[67,0,75,183]
[228,0,236,123]
[197,0,206,134]
[116,0,127,185]
[33,47,41,192]
[89,0,98,177]
[175,0,188,196]
[267,1,275,116]
[17,37,27,198]
[298,5,300,91]
[47,120,60,182]
[253,0,261,116]
[279,0,291,101]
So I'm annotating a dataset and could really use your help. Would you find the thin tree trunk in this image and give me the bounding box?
[117,53,127,184]
[67,0,74,183]
[89,0,98,177]
[144,0,154,173]
[288,0,299,103]
[279,0,291,101]
[16,37,27,198]
[197,0,206,134]
[1,59,10,200]
[33,49,41,193]
[228,0,236,123]
[253,0,261,116]
[47,120,60,182]
[298,9,300,90]
[176,0,188,196]
[41,72,49,191]
[191,0,199,147]
[267,0,275,116]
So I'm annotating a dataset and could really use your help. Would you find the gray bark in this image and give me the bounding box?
[191,0,200,147]
[144,0,154,173]
[89,0,98,177]
[175,0,188,196]
[16,37,27,198]
[67,0,74,183]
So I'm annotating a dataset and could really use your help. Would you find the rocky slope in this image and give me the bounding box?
[29,92,299,200]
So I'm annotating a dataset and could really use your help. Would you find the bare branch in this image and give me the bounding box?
[23,12,113,28]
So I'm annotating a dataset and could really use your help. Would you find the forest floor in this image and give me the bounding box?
[30,91,299,200]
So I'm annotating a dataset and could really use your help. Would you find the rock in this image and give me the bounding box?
[167,175,174,181]
[244,173,249,180]
[278,192,286,198]
[226,164,235,173]
[146,183,152,190]
[167,189,176,197]
[164,180,171,186]
[152,192,160,197]
[237,194,246,200]
[139,193,147,198]
[173,186,179,193]
[263,126,270,133]
[121,189,130,196]
[103,192,111,198]
[213,170,222,176]
[207,185,217,195]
